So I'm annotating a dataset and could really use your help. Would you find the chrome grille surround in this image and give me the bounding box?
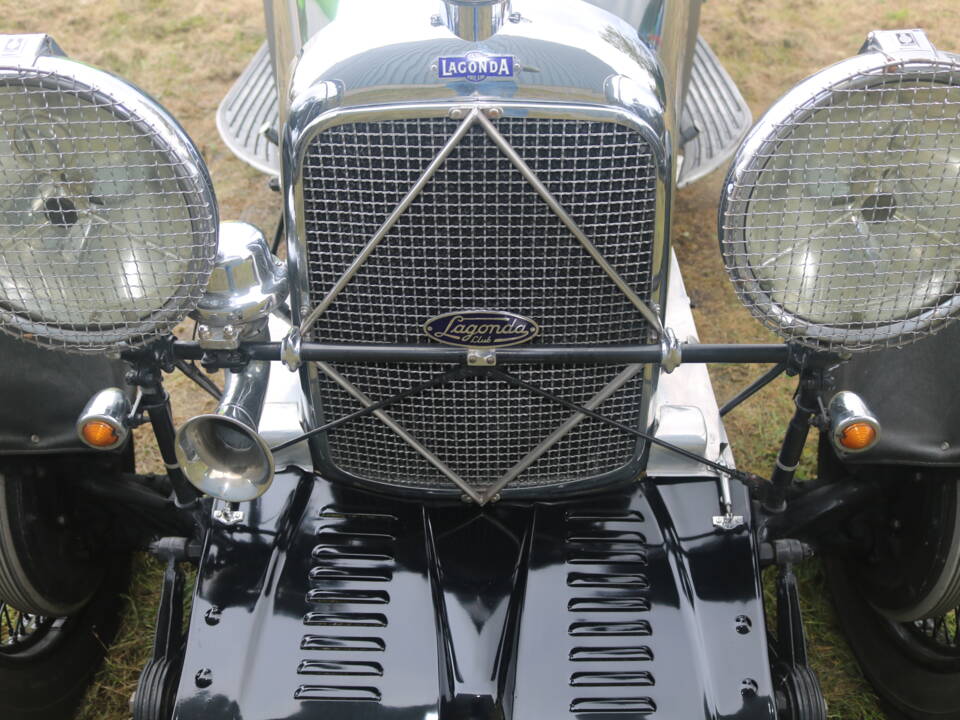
[289,103,669,498]
[721,51,960,353]
[0,56,217,353]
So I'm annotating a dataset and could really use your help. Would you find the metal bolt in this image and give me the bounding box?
[485,107,504,120]
[942,441,951,451]
[222,325,238,340]
[197,325,212,341]
[29,434,40,444]
[735,615,752,635]
[741,678,758,698]
[449,108,466,120]
[430,14,443,26]
[204,606,222,626]
[213,508,246,526]
[195,668,213,688]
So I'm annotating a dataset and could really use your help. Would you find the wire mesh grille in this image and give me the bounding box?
[302,116,658,492]
[0,67,217,352]
[721,60,960,352]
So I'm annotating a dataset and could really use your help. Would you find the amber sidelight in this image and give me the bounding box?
[839,422,877,451]
[80,420,120,448]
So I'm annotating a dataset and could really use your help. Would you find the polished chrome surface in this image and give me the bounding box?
[212,507,246,526]
[264,0,335,128]
[175,346,275,502]
[828,390,881,455]
[441,0,511,41]
[216,42,280,176]
[0,36,218,353]
[657,0,701,114]
[648,404,707,472]
[721,36,960,352]
[660,327,681,373]
[648,251,733,479]
[259,315,312,471]
[678,35,752,187]
[296,109,660,496]
[193,222,288,350]
[76,387,130,450]
[279,1,672,497]
[286,0,665,116]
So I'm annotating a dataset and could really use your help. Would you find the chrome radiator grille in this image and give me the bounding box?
[301,116,658,494]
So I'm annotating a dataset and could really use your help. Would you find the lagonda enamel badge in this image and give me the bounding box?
[424,310,540,348]
[437,52,516,82]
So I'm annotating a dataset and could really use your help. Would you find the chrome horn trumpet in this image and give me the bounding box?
[175,360,275,501]
[174,221,288,501]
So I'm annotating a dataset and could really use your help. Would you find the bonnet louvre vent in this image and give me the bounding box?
[297,508,397,704]
[564,510,656,714]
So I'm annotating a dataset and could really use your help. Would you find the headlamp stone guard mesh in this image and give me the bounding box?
[720,54,960,352]
[296,108,663,497]
[0,60,218,353]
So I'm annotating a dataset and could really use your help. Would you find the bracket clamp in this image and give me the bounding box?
[281,328,303,372]
[660,327,682,374]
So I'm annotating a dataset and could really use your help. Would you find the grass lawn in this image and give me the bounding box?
[3,0,959,718]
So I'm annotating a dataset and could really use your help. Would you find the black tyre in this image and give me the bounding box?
[0,455,131,720]
[821,441,960,720]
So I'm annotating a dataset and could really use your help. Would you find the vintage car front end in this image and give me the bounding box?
[3,3,960,720]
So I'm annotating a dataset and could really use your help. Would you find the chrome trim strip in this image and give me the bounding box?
[316,361,484,504]
[480,363,645,503]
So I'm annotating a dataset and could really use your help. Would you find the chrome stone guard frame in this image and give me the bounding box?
[165,98,789,506]
[283,99,680,503]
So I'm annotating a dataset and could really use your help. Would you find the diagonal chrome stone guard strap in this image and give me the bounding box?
[292,105,664,498]
[271,362,750,506]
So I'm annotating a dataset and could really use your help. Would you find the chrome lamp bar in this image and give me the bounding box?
[168,341,790,365]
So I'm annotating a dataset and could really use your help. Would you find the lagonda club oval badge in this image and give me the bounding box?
[424,310,540,348]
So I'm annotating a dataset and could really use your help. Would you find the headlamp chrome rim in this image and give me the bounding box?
[720,48,960,353]
[0,53,218,353]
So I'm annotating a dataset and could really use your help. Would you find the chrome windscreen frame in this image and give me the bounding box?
[280,93,674,500]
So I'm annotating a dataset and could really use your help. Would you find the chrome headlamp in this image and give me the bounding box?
[720,30,960,352]
[0,35,218,353]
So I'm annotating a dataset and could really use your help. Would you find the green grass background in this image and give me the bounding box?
[2,0,958,717]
